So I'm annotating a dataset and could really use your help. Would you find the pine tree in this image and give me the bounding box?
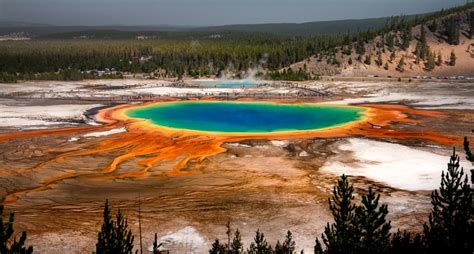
[390,230,423,254]
[353,188,392,253]
[401,26,412,50]
[428,19,438,33]
[230,229,243,254]
[444,16,460,45]
[464,136,473,163]
[384,63,389,70]
[415,24,429,62]
[436,51,443,66]
[96,200,135,254]
[112,210,134,254]
[363,54,371,65]
[210,239,226,254]
[425,51,436,71]
[314,239,323,254]
[396,56,405,72]
[449,50,456,66]
[385,34,395,52]
[464,134,473,186]
[96,200,114,253]
[423,148,473,253]
[247,230,272,254]
[348,58,353,65]
[275,231,296,254]
[376,52,383,66]
[356,39,366,55]
[316,175,356,254]
[389,51,396,62]
[275,241,283,254]
[0,196,33,254]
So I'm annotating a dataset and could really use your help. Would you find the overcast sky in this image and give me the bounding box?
[0,0,467,26]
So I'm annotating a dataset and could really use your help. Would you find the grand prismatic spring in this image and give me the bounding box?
[0,99,461,204]
[125,101,366,133]
[0,93,471,253]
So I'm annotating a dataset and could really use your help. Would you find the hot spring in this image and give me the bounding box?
[125,101,366,134]
[190,80,257,88]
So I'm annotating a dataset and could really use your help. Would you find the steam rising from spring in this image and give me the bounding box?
[218,53,269,82]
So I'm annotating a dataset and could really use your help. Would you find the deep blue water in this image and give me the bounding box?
[126,101,365,133]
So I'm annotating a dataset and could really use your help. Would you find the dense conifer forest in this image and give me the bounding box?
[0,3,472,82]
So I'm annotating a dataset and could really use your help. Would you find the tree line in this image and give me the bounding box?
[0,35,343,83]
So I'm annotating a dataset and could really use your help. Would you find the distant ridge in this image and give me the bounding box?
[0,21,51,27]
[194,16,421,36]
[0,14,425,38]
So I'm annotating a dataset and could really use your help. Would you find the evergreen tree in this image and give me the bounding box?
[385,34,395,52]
[96,200,114,253]
[0,72,18,83]
[96,200,135,254]
[247,230,272,254]
[275,241,283,254]
[316,175,356,254]
[464,136,473,163]
[389,51,396,62]
[396,56,405,72]
[376,52,383,66]
[464,134,474,186]
[230,229,243,254]
[363,54,371,65]
[428,19,438,33]
[390,230,423,254]
[348,58,353,65]
[275,231,296,254]
[0,197,33,254]
[449,50,456,66]
[384,63,389,70]
[355,39,366,55]
[425,51,436,71]
[210,239,226,254]
[423,148,473,253]
[314,239,323,254]
[444,16,460,45]
[353,188,392,253]
[415,24,429,62]
[436,51,443,66]
[401,26,412,50]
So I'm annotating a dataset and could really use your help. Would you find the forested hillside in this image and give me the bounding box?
[289,4,474,78]
[0,35,342,82]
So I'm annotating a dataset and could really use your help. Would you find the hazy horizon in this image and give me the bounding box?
[0,0,468,27]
